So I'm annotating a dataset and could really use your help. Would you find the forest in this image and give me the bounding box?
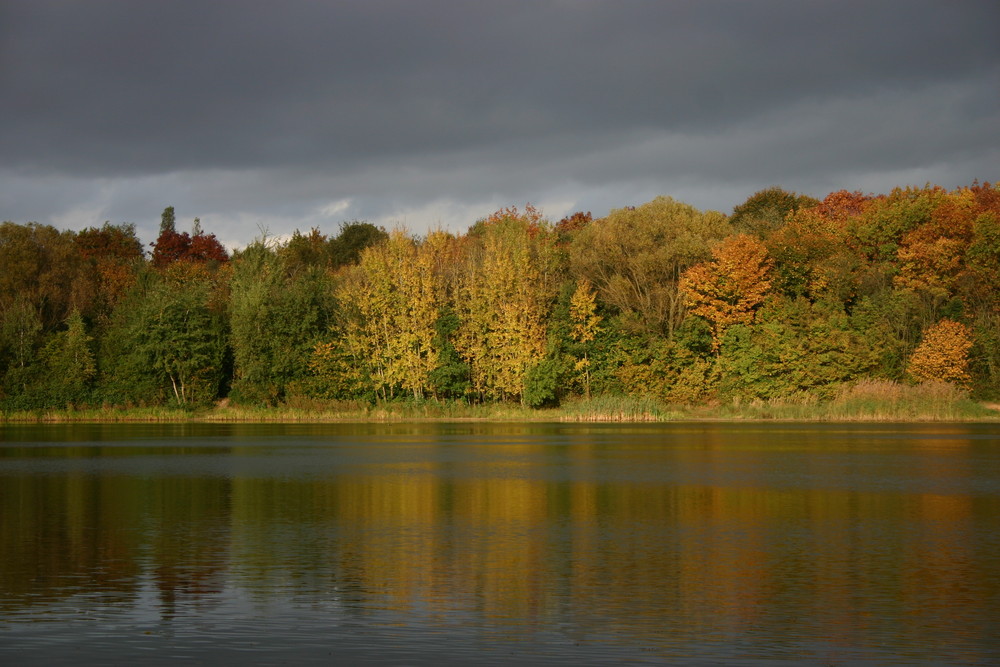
[1,181,998,415]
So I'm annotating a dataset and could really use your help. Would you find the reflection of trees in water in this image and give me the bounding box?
[1,431,997,655]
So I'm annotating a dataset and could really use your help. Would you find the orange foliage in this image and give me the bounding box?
[680,234,773,349]
[812,190,874,228]
[906,319,974,387]
[894,188,976,296]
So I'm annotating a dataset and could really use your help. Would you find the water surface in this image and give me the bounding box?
[2,422,998,664]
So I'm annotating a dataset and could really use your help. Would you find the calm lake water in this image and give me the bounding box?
[1,421,998,665]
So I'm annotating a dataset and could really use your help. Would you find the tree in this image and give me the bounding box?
[159,206,176,235]
[327,229,457,401]
[454,208,559,403]
[907,319,974,387]
[0,221,89,330]
[229,238,335,404]
[570,196,730,337]
[40,310,96,405]
[716,298,877,400]
[75,222,145,319]
[328,221,389,268]
[103,272,228,405]
[730,187,819,237]
[568,278,601,398]
[151,210,229,268]
[680,234,773,350]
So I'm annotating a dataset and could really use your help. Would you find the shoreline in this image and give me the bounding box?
[3,400,999,425]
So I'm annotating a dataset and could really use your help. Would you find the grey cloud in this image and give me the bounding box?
[1,1,997,245]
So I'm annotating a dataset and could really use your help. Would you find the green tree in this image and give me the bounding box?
[328,221,389,268]
[102,272,228,406]
[730,187,819,237]
[39,310,96,405]
[717,298,877,400]
[570,196,730,337]
[229,239,335,405]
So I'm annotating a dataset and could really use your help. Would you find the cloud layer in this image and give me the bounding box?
[2,0,998,248]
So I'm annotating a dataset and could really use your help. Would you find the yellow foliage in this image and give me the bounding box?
[906,319,974,387]
[569,278,601,344]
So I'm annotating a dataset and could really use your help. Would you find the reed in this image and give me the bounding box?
[558,395,682,422]
[708,380,998,422]
[2,381,996,423]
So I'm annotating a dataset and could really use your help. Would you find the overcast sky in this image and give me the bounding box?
[2,0,998,250]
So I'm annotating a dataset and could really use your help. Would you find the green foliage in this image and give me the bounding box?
[328,221,389,268]
[717,298,878,400]
[730,186,819,237]
[38,310,96,406]
[229,239,335,405]
[523,356,565,408]
[101,272,228,406]
[570,196,730,337]
[427,308,471,400]
[159,206,176,235]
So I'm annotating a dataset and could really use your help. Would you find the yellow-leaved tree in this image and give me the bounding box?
[569,277,601,398]
[454,207,558,403]
[334,229,450,400]
[679,234,773,350]
[906,319,974,387]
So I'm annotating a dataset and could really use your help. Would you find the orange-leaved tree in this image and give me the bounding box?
[679,234,773,350]
[906,318,974,387]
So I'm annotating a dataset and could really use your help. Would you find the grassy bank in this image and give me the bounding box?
[2,381,998,424]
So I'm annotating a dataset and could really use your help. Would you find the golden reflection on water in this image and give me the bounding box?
[1,424,999,661]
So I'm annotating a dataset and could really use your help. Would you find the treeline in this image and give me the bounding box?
[1,182,998,411]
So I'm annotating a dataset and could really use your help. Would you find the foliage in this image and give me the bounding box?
[2,181,998,414]
[229,238,335,405]
[38,310,96,405]
[454,209,559,403]
[906,319,974,387]
[328,221,389,268]
[101,271,228,406]
[568,278,601,398]
[730,186,819,237]
[716,298,877,400]
[680,234,773,349]
[570,196,730,337]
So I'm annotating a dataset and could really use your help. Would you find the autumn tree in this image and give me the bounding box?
[455,208,560,403]
[568,278,601,398]
[570,196,730,337]
[75,222,145,319]
[906,319,974,387]
[680,234,773,350]
[329,229,456,401]
[151,207,229,268]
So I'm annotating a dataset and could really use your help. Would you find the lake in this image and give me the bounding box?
[1,421,998,665]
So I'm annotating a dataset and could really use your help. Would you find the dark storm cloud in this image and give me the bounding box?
[1,0,998,244]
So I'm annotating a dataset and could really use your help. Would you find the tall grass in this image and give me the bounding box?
[709,379,998,421]
[0,405,195,423]
[559,395,682,422]
[2,380,996,423]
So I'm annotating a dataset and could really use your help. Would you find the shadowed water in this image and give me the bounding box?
[1,422,998,665]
